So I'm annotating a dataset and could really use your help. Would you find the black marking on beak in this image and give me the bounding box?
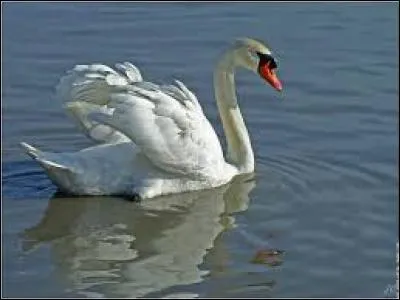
[256,52,278,69]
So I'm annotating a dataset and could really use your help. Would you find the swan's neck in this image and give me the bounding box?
[213,50,254,174]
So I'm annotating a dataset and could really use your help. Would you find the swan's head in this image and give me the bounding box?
[234,37,283,92]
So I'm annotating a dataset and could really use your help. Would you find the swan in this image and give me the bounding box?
[20,37,282,200]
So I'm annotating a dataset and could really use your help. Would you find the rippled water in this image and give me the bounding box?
[2,3,398,298]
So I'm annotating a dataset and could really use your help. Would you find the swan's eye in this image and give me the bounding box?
[247,49,259,63]
[256,52,278,69]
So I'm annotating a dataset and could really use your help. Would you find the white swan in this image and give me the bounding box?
[20,37,282,200]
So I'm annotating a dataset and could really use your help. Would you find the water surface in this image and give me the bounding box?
[2,3,398,298]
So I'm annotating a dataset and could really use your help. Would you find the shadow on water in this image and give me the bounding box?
[19,173,284,298]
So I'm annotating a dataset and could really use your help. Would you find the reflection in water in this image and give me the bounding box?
[21,174,258,298]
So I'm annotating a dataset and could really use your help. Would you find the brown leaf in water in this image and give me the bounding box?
[250,249,285,267]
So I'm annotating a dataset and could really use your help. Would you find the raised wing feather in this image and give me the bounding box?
[90,84,224,178]
[56,62,206,145]
[55,62,144,144]
[56,62,224,178]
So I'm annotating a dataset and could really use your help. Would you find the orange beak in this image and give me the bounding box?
[258,62,283,92]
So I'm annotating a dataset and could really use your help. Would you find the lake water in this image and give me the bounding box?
[2,3,398,298]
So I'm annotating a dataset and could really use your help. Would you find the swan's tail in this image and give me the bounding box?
[19,142,79,194]
[19,142,69,170]
[20,142,41,159]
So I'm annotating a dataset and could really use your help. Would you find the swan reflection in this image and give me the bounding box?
[22,174,256,298]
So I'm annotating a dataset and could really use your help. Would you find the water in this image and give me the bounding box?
[2,3,398,298]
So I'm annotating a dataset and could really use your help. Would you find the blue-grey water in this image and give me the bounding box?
[2,3,398,298]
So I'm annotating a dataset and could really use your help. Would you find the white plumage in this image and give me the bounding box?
[20,38,281,199]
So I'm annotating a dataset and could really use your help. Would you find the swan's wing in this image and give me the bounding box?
[55,61,224,178]
[55,62,143,144]
[88,78,225,178]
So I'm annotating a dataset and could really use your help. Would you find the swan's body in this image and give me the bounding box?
[20,38,282,199]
